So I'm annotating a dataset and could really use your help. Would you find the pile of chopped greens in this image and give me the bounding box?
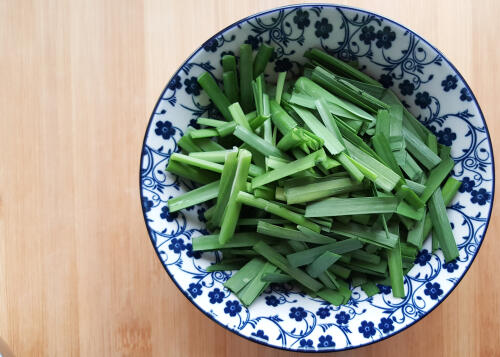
[165,44,461,307]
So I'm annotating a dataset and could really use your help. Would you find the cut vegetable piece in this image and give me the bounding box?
[306,197,398,217]
[253,44,274,78]
[329,264,351,280]
[197,72,232,121]
[206,261,245,272]
[344,141,400,192]
[336,152,365,183]
[209,150,238,227]
[189,150,232,162]
[420,157,455,202]
[275,72,287,104]
[406,180,426,195]
[288,240,309,252]
[397,185,425,209]
[398,150,424,181]
[223,71,239,103]
[238,262,277,306]
[297,225,337,244]
[305,48,382,86]
[192,232,271,251]
[237,218,287,226]
[219,150,252,244]
[428,188,459,262]
[261,273,293,283]
[332,222,398,249]
[170,153,224,173]
[222,54,237,72]
[233,125,289,160]
[291,105,345,155]
[178,133,202,153]
[403,127,442,170]
[351,250,381,265]
[229,102,252,131]
[371,134,404,177]
[387,241,405,298]
[318,272,338,289]
[236,192,320,232]
[286,238,363,267]
[166,160,218,184]
[239,44,254,112]
[195,138,226,152]
[396,201,425,221]
[257,221,335,244]
[294,77,375,121]
[269,100,298,135]
[224,258,266,293]
[196,118,227,128]
[361,281,380,297]
[252,149,326,188]
[168,180,220,212]
[317,289,344,306]
[439,144,451,160]
[406,209,426,249]
[253,241,323,291]
[306,251,341,278]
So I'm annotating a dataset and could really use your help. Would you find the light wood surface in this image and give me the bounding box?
[1,1,499,356]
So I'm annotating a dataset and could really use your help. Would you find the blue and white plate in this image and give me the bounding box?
[140,5,494,352]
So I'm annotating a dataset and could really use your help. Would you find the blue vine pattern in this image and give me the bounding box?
[140,5,494,351]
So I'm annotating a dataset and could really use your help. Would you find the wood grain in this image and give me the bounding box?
[0,0,498,356]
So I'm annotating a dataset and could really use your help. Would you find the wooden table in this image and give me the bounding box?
[1,1,499,356]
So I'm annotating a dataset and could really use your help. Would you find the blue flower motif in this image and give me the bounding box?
[359,25,376,45]
[197,208,206,222]
[379,73,393,88]
[315,18,333,39]
[441,74,458,92]
[376,26,396,49]
[293,9,310,29]
[335,311,350,324]
[188,119,200,129]
[377,284,391,294]
[184,76,201,96]
[398,79,415,96]
[471,188,491,205]
[244,35,261,50]
[436,127,456,146]
[460,87,472,102]
[378,317,394,333]
[459,177,475,193]
[443,259,459,273]
[317,335,335,348]
[274,58,293,72]
[299,339,313,348]
[415,91,431,108]
[316,307,330,319]
[168,75,182,90]
[142,197,154,212]
[358,320,376,338]
[168,238,186,253]
[203,38,218,52]
[265,295,279,307]
[224,300,242,316]
[415,249,431,266]
[289,307,307,321]
[251,329,269,341]
[208,288,224,304]
[160,205,178,222]
[187,282,202,298]
[185,243,201,259]
[155,120,176,139]
[424,282,443,300]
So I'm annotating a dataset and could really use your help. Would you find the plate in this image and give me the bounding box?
[140,4,494,351]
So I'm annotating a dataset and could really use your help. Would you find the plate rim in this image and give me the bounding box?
[138,3,495,352]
